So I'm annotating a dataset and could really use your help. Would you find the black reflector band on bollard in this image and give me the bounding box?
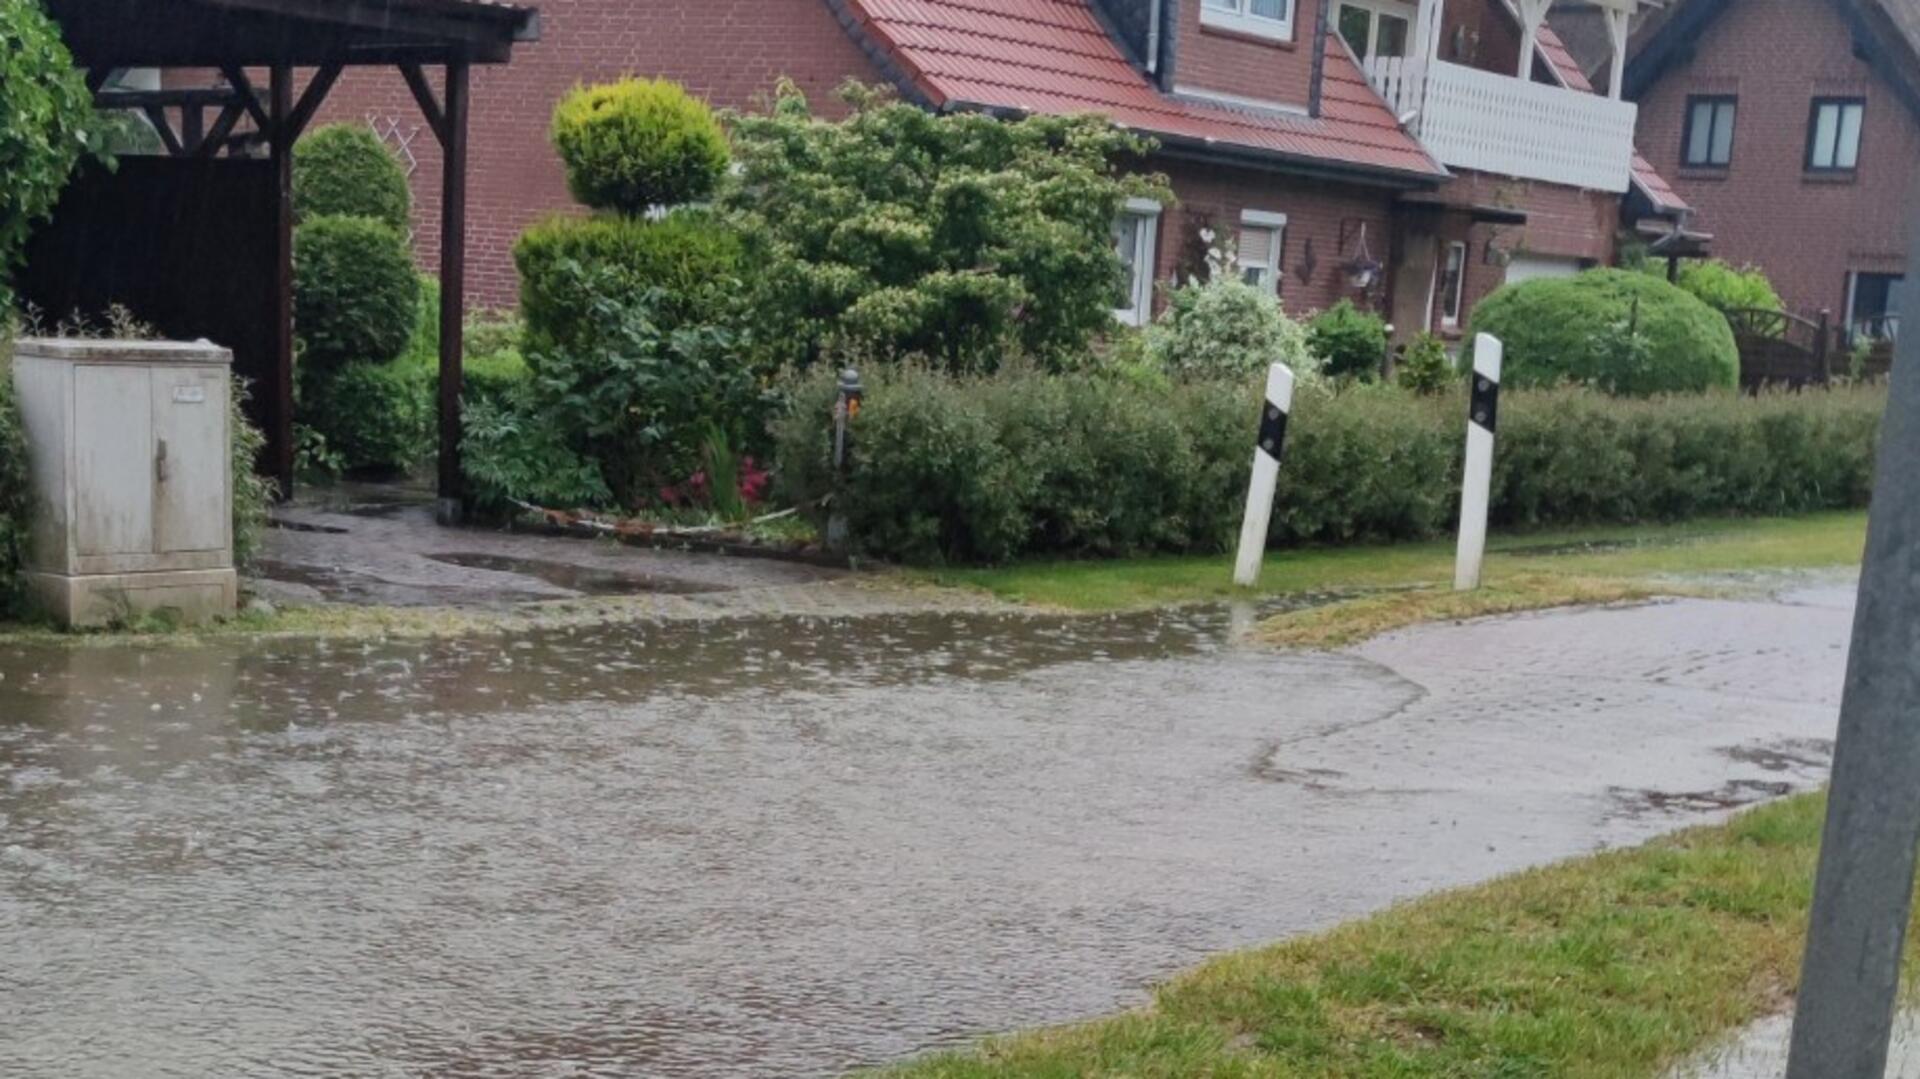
[1258,401,1289,462]
[1470,374,1499,434]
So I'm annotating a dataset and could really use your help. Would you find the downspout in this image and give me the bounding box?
[1147,0,1163,74]
[1308,0,1332,117]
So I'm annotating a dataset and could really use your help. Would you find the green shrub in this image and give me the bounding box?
[1396,332,1454,395]
[462,389,612,513]
[773,364,1884,565]
[514,210,742,356]
[293,124,411,232]
[0,344,30,614]
[1650,258,1785,315]
[724,81,1164,372]
[294,214,420,371]
[1145,275,1316,377]
[1307,300,1390,380]
[507,259,762,508]
[302,359,432,475]
[551,77,729,214]
[230,379,278,568]
[1469,269,1739,395]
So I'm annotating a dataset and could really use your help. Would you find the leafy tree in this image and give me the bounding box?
[0,0,100,309]
[293,214,420,371]
[1642,258,1784,315]
[723,81,1166,372]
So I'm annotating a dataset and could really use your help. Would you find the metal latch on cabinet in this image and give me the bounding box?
[156,439,169,484]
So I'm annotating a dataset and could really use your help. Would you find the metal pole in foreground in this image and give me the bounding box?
[1454,334,1502,591]
[825,368,863,553]
[1785,206,1920,1079]
[1233,363,1295,588]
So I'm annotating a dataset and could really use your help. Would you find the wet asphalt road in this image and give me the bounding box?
[0,582,1853,1077]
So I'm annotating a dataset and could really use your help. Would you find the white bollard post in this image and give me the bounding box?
[1454,333,1503,591]
[1233,363,1296,588]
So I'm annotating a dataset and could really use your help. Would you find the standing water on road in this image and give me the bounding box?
[0,591,1851,1076]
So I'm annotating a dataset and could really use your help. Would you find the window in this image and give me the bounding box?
[1337,0,1412,60]
[1112,199,1162,327]
[1202,0,1295,42]
[1806,98,1865,172]
[1681,95,1736,167]
[1846,271,1906,343]
[1238,210,1287,296]
[1439,241,1467,326]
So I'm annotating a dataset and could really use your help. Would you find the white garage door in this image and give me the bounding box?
[1504,255,1584,286]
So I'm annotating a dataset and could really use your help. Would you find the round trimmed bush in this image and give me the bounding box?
[1469,269,1738,395]
[294,214,421,371]
[293,124,411,233]
[551,77,729,213]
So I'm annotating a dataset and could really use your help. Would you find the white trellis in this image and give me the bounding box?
[365,113,423,245]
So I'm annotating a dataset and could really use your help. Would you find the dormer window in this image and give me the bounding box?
[1336,0,1412,60]
[1202,0,1296,43]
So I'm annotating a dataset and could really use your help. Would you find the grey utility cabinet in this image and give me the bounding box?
[11,338,237,626]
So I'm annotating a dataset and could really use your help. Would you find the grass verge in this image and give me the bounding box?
[1256,574,1716,650]
[882,792,1914,1078]
[924,512,1867,613]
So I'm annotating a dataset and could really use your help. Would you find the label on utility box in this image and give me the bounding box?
[171,385,208,405]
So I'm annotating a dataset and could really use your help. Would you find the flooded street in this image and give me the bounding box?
[0,584,1853,1077]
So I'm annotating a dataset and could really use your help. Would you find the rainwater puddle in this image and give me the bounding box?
[427,551,732,596]
[0,590,1846,1077]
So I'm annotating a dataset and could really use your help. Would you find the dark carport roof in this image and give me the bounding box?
[45,0,540,68]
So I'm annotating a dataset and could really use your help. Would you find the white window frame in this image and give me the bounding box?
[1113,198,1162,327]
[1238,210,1288,297]
[1201,0,1296,42]
[1335,0,1415,60]
[1440,241,1467,327]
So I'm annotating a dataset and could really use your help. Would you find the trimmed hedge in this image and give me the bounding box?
[293,214,420,370]
[514,210,741,356]
[773,364,1884,565]
[1469,269,1739,396]
[302,358,433,475]
[293,124,411,233]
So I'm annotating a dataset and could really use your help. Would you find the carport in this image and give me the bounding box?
[21,0,540,513]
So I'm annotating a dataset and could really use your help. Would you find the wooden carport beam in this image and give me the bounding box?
[402,61,472,519]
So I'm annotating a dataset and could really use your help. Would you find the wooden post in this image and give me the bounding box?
[436,61,470,524]
[268,65,296,498]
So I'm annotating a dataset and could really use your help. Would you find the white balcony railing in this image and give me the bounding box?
[1363,57,1639,193]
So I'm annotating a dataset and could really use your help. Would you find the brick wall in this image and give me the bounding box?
[1632,0,1919,318]
[1151,156,1397,318]
[1174,0,1319,109]
[318,0,882,309]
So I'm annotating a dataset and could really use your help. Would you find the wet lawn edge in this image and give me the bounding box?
[875,792,1918,1077]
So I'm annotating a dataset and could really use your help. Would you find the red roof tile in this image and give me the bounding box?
[841,0,1445,181]
[1535,22,1690,213]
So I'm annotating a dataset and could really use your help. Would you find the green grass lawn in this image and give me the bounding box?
[922,512,1869,613]
[880,793,1916,1078]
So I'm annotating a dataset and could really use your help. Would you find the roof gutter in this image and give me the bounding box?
[1150,131,1447,190]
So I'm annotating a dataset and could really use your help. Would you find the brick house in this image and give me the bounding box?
[319,0,1689,342]
[1615,0,1919,338]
